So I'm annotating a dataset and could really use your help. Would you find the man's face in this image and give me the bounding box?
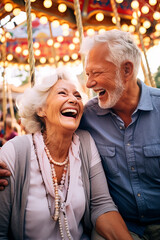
[85,43,124,109]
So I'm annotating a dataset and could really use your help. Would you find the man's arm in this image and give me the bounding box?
[0,161,11,190]
[95,211,133,240]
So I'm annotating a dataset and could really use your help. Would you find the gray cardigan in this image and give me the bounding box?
[0,130,117,239]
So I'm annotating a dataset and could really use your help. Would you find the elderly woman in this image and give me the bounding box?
[0,67,132,240]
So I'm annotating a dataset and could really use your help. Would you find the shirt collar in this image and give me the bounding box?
[136,80,153,111]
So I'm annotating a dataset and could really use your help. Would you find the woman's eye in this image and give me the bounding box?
[75,94,82,100]
[58,91,66,95]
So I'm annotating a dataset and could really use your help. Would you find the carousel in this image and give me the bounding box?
[0,0,160,128]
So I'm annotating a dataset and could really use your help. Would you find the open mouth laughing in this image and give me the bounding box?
[61,109,78,118]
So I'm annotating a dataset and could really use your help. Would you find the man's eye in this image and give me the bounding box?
[93,72,101,76]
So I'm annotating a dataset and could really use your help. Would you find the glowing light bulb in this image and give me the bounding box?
[86,28,95,36]
[141,6,149,14]
[57,36,64,42]
[139,26,146,34]
[58,4,67,13]
[40,57,46,64]
[15,46,22,53]
[40,16,48,24]
[131,1,139,9]
[52,20,59,28]
[33,42,40,49]
[149,0,157,6]
[4,3,13,12]
[143,20,151,29]
[153,12,160,20]
[13,8,21,16]
[43,0,52,8]
[34,49,41,56]
[71,53,78,60]
[121,24,129,32]
[47,39,53,46]
[63,55,70,62]
[95,13,104,22]
[7,54,13,61]
[69,43,75,50]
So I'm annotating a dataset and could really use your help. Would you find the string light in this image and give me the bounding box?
[98,28,106,34]
[4,3,13,12]
[131,18,138,25]
[54,42,60,48]
[57,36,64,42]
[7,54,13,61]
[116,0,123,3]
[95,13,104,21]
[47,39,54,46]
[34,49,41,56]
[40,57,46,64]
[58,3,67,13]
[131,1,139,9]
[15,46,22,53]
[63,55,70,62]
[69,43,75,50]
[33,42,40,49]
[13,8,21,16]
[86,28,95,36]
[31,12,36,21]
[143,20,151,29]
[149,0,157,6]
[121,24,129,32]
[43,0,52,8]
[52,20,60,28]
[153,12,160,20]
[40,16,48,24]
[141,6,149,14]
[139,26,146,34]
[71,53,78,60]
[128,25,135,33]
[112,16,120,24]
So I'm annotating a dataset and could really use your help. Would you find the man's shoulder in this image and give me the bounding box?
[84,97,99,112]
[148,85,160,97]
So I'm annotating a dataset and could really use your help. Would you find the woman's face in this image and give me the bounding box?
[41,79,83,133]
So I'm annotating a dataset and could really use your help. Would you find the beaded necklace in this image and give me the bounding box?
[32,134,72,240]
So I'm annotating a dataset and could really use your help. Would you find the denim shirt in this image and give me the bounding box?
[80,80,160,237]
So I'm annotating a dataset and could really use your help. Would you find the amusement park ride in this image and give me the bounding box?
[0,0,159,68]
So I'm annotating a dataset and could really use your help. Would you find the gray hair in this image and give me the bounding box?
[17,67,81,134]
[80,29,141,77]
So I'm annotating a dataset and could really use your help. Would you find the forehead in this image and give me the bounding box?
[52,79,79,91]
[86,43,110,69]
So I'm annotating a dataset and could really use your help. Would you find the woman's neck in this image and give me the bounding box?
[42,127,73,161]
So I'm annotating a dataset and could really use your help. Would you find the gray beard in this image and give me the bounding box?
[98,73,125,109]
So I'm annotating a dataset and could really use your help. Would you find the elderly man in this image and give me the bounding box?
[79,30,160,240]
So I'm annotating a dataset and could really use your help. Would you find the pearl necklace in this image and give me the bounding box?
[44,144,69,166]
[32,134,72,240]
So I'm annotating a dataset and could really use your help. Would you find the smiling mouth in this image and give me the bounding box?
[99,90,106,96]
[61,109,78,118]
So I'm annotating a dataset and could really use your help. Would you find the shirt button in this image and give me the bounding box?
[137,193,141,197]
[127,143,130,146]
[120,126,123,129]
[131,166,135,170]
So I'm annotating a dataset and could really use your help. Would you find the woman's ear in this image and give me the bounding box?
[37,107,46,117]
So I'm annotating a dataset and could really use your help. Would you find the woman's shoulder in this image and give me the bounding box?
[75,129,91,139]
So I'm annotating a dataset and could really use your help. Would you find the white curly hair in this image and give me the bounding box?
[17,67,82,133]
[80,29,141,78]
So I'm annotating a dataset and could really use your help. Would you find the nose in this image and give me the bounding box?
[68,94,78,104]
[86,76,96,89]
